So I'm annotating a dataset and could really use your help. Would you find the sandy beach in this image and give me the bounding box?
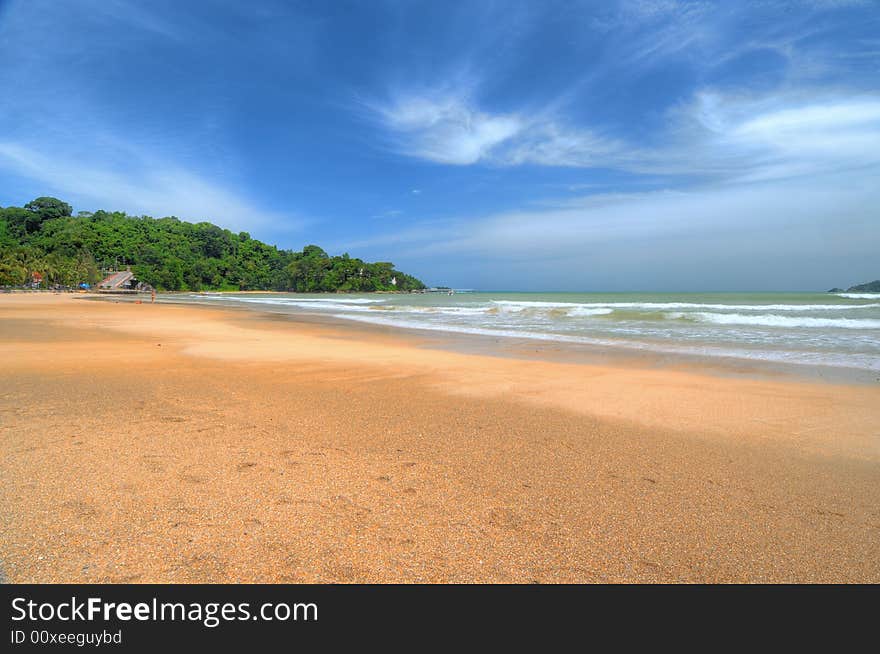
[1,293,878,583]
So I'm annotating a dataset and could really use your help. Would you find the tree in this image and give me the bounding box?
[14,197,73,235]
[1,206,39,238]
[25,196,73,220]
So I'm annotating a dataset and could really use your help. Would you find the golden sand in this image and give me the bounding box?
[1,293,878,582]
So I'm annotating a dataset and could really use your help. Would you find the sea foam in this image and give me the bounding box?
[331,313,880,371]
[492,300,879,312]
[837,293,880,299]
[176,292,880,373]
[671,312,880,329]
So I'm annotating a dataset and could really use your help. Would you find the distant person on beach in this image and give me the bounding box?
[151,289,156,304]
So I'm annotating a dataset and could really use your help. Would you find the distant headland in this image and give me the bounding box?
[827,280,880,293]
[0,196,426,292]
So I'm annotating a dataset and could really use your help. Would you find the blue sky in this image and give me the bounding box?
[0,0,878,290]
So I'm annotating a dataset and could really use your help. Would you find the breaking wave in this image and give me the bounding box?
[493,300,879,312]
[669,312,880,329]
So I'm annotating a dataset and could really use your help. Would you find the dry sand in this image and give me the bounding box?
[1,293,878,583]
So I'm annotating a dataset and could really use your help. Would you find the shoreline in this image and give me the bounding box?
[137,292,880,386]
[12,293,880,458]
[2,293,879,582]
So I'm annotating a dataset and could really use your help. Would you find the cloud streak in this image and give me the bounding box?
[373,91,631,169]
[339,169,879,290]
[0,141,301,232]
[375,94,522,165]
[367,0,880,184]
[372,87,880,184]
[0,0,309,234]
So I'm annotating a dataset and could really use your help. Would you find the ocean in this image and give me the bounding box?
[170,291,880,376]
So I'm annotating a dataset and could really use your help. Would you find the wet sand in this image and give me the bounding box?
[1,293,878,582]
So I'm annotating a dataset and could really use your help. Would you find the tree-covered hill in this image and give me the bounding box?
[0,197,425,292]
[846,280,880,293]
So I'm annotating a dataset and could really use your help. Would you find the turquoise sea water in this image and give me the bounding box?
[171,291,880,374]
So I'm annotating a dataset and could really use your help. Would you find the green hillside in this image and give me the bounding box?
[0,197,425,292]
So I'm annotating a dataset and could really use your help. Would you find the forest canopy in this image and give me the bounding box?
[0,197,425,292]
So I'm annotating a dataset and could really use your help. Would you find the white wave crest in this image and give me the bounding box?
[249,297,384,304]
[493,300,879,311]
[670,312,880,329]
[567,307,615,317]
[366,303,614,318]
[379,305,492,315]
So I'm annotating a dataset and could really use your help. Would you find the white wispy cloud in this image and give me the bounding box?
[366,0,880,184]
[338,168,879,290]
[344,170,877,254]
[356,87,880,268]
[373,91,628,169]
[673,91,880,181]
[610,0,717,66]
[372,87,880,185]
[0,141,302,232]
[374,94,523,165]
[0,0,309,234]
